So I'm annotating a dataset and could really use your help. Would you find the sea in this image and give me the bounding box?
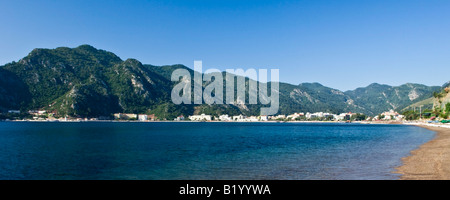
[0,121,435,180]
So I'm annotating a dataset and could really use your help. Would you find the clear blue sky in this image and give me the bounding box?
[1,0,449,91]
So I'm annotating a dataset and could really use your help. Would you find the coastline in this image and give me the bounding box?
[395,123,450,180]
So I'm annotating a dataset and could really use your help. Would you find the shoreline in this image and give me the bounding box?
[1,119,401,123]
[395,123,450,180]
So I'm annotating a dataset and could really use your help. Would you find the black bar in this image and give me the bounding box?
[0,180,445,199]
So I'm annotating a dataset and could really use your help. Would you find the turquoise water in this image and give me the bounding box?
[0,122,435,180]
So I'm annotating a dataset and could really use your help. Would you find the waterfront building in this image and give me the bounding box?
[378,109,404,120]
[174,115,185,121]
[189,114,212,121]
[260,115,269,121]
[233,114,246,121]
[247,116,259,122]
[218,114,232,121]
[276,115,286,119]
[138,114,148,121]
[114,113,138,120]
[287,113,304,120]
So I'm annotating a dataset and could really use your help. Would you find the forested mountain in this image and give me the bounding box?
[0,45,443,118]
[402,82,450,113]
[345,83,441,115]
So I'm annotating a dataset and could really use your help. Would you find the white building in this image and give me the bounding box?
[305,112,311,119]
[174,115,185,121]
[333,114,342,121]
[138,114,148,121]
[114,113,138,120]
[218,114,232,121]
[308,113,320,119]
[379,109,404,120]
[338,113,353,121]
[316,112,324,118]
[28,110,47,116]
[274,115,286,120]
[246,116,259,122]
[233,114,246,121]
[260,115,269,121]
[287,113,304,120]
[189,114,212,121]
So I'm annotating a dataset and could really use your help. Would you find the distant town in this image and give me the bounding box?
[1,109,408,122]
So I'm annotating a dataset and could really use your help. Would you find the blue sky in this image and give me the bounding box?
[1,0,449,91]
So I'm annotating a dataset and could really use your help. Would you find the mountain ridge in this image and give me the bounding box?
[0,45,443,118]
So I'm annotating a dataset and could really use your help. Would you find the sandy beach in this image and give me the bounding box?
[396,124,450,180]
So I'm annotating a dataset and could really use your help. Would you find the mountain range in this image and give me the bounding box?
[0,45,444,119]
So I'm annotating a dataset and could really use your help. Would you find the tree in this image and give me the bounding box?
[351,113,367,121]
[295,116,306,121]
[403,110,419,120]
[444,103,450,119]
[433,91,445,104]
[445,87,450,93]
[325,115,334,121]
[433,91,444,99]
[432,106,442,118]
[433,92,439,98]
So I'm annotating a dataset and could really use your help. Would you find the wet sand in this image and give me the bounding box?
[395,124,450,180]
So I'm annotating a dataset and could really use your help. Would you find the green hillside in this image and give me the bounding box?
[0,45,444,118]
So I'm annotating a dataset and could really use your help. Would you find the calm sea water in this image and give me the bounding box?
[0,122,435,180]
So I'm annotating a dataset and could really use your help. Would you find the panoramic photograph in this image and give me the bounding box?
[1,0,450,190]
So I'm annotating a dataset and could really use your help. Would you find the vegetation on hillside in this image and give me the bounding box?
[402,86,450,120]
[0,45,445,120]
